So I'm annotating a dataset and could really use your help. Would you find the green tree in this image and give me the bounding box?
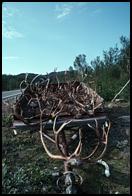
[119,36,130,78]
[73,54,93,82]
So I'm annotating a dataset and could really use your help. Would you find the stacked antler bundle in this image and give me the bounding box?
[13,75,104,123]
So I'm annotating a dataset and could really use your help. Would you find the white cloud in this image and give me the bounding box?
[55,2,92,20]
[3,28,23,39]
[57,7,71,19]
[3,5,19,17]
[56,4,73,19]
[2,4,23,39]
[3,56,20,60]
[2,21,23,39]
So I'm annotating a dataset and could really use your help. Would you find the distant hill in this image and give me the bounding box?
[2,70,78,91]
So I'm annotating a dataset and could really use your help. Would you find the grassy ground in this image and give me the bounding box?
[2,102,130,194]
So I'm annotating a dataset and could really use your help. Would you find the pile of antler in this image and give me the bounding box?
[13,74,110,167]
[14,75,104,123]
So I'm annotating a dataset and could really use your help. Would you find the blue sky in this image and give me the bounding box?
[2,2,130,75]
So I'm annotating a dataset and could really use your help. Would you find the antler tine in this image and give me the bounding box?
[76,83,81,92]
[51,99,63,118]
[20,80,28,94]
[106,120,111,138]
[69,128,82,159]
[55,119,73,135]
[91,92,95,112]
[93,103,102,110]
[39,125,67,160]
[53,115,58,134]
[95,119,100,138]
[34,96,66,161]
[39,110,67,160]
[73,97,85,109]
[81,120,100,161]
[70,92,87,113]
[102,120,111,145]
[96,122,111,160]
[53,105,63,118]
[46,78,50,91]
[42,132,56,144]
[54,118,73,157]
[82,143,100,162]
[30,74,41,92]
[40,78,50,100]
[85,122,111,162]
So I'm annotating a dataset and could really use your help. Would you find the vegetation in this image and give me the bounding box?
[2,36,130,101]
[2,103,130,194]
[72,36,130,101]
[2,115,13,127]
[2,35,130,194]
[2,128,57,194]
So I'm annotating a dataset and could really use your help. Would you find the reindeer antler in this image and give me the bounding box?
[14,73,110,166]
[82,120,111,162]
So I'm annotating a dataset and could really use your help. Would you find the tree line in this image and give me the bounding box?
[2,36,130,101]
[69,35,130,101]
